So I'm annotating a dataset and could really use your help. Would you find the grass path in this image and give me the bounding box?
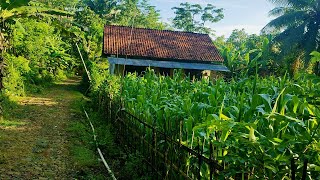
[0,77,89,179]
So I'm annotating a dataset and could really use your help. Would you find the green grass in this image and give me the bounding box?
[0,77,111,179]
[71,146,98,167]
[0,119,27,127]
[67,105,108,179]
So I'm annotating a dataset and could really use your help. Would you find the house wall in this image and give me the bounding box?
[202,70,223,81]
[114,64,151,76]
[112,64,223,81]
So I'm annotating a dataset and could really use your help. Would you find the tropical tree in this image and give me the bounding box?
[74,6,104,61]
[82,0,119,18]
[0,0,72,93]
[215,29,276,77]
[172,2,224,34]
[263,0,320,68]
[0,0,72,50]
[310,51,320,75]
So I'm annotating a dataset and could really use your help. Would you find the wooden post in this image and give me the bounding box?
[301,159,308,180]
[209,142,215,180]
[197,138,203,180]
[109,63,115,75]
[153,130,157,171]
[0,57,4,90]
[316,62,320,75]
[291,158,295,180]
[0,57,4,120]
[164,131,169,179]
[76,42,91,81]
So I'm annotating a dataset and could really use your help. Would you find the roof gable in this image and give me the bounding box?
[103,25,224,63]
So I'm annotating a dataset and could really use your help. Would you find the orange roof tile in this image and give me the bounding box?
[104,25,224,63]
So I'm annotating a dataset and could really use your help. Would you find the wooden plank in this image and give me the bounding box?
[108,57,230,72]
[109,63,115,75]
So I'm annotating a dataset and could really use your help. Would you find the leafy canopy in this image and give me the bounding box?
[0,0,31,10]
[263,0,320,65]
[172,2,223,34]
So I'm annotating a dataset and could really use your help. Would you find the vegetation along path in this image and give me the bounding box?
[0,77,104,179]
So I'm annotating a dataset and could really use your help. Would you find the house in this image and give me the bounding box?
[103,25,229,79]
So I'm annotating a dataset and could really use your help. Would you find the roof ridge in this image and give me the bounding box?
[104,24,209,36]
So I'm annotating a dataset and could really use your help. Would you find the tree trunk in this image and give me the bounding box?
[315,61,320,76]
[0,57,3,120]
[0,57,4,90]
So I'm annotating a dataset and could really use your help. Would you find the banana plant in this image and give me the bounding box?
[310,51,320,74]
[0,0,72,54]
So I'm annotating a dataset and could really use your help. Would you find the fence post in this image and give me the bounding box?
[301,159,308,180]
[209,142,215,180]
[197,138,203,180]
[0,57,4,90]
[154,129,157,173]
[152,127,156,175]
[142,123,146,158]
[291,158,295,180]
[178,121,183,172]
[164,131,169,179]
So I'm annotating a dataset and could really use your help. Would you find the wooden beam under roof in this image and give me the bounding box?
[108,57,230,72]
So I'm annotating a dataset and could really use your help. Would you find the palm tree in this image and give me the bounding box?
[263,0,320,67]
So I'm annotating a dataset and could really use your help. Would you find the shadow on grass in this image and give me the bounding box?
[0,76,95,179]
[1,77,85,128]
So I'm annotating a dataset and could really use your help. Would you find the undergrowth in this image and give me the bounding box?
[84,101,154,180]
[67,97,108,179]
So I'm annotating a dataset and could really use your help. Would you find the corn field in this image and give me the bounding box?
[98,70,320,179]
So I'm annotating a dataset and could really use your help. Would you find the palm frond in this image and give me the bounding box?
[263,10,308,30]
[1,6,73,21]
[268,0,311,8]
[273,22,310,58]
[268,0,290,6]
[303,22,320,57]
[268,7,291,16]
[274,22,306,43]
[287,0,313,8]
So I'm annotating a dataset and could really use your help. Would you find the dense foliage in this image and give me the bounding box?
[263,0,320,63]
[0,0,166,97]
[215,29,276,78]
[1,0,320,178]
[172,2,224,34]
[95,70,320,179]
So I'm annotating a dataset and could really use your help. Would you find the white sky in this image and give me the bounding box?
[149,0,275,37]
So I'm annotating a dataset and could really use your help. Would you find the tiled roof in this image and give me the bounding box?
[103,25,224,63]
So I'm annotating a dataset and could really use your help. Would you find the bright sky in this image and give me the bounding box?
[149,0,275,37]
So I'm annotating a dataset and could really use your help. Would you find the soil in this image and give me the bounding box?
[0,78,85,179]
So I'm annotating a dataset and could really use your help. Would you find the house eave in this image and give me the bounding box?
[108,57,230,72]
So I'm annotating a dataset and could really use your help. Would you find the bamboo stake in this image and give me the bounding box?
[76,42,91,81]
[84,109,117,180]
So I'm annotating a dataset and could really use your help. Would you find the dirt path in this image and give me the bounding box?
[0,78,84,179]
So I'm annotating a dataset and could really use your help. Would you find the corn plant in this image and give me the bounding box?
[98,70,320,179]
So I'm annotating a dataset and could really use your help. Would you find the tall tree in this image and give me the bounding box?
[74,6,104,61]
[215,29,276,77]
[0,0,71,53]
[172,3,223,34]
[36,0,79,10]
[0,0,72,92]
[82,0,119,17]
[136,0,166,29]
[263,0,320,67]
